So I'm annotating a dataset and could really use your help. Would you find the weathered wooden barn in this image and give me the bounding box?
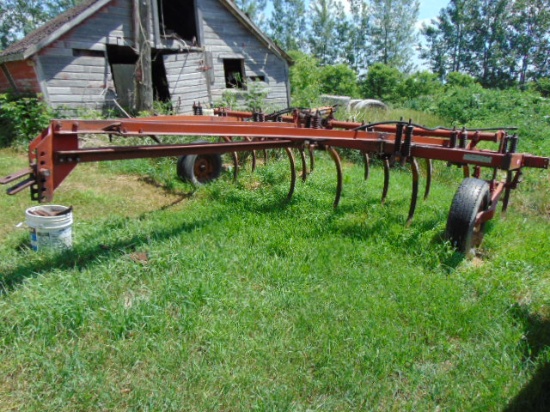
[0,0,292,114]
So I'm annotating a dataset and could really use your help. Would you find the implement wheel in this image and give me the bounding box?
[177,141,222,186]
[446,177,491,255]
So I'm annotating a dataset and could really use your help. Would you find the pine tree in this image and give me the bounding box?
[267,0,307,51]
[308,0,338,65]
[234,0,268,28]
[421,0,550,87]
[510,0,550,84]
[367,0,420,72]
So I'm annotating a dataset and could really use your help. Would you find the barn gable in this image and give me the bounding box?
[0,0,291,114]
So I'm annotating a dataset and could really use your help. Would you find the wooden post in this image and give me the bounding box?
[134,0,153,112]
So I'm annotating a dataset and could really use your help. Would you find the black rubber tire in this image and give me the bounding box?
[446,177,491,255]
[176,141,222,186]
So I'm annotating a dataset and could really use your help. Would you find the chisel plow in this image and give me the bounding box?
[1,105,548,255]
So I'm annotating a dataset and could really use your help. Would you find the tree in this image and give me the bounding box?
[0,0,83,49]
[467,0,514,88]
[267,0,307,51]
[421,0,550,87]
[234,0,268,28]
[440,0,474,74]
[307,0,338,65]
[367,0,420,72]
[420,0,491,83]
[344,0,371,71]
[509,0,550,85]
[331,4,359,69]
[288,50,323,106]
[419,24,444,79]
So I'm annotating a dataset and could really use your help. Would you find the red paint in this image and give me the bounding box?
[0,60,40,93]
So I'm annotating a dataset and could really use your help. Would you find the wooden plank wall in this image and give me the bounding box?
[163,52,210,114]
[192,0,290,110]
[0,61,41,93]
[26,0,289,114]
[37,0,133,113]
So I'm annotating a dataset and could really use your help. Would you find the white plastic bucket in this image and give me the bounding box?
[25,205,73,251]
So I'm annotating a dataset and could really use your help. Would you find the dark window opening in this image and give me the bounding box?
[152,54,171,103]
[106,45,138,65]
[157,0,198,43]
[224,59,245,89]
[73,49,104,58]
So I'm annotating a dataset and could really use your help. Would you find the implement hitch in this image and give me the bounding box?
[2,106,548,255]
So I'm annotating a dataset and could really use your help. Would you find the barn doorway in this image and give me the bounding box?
[157,0,198,43]
[107,46,138,109]
[107,45,171,111]
[152,53,171,103]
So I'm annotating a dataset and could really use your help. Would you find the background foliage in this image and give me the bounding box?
[0,92,52,148]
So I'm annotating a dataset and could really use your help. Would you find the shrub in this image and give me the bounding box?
[446,72,478,88]
[0,92,52,148]
[319,64,360,98]
[530,77,550,98]
[398,71,443,102]
[359,63,404,103]
[288,50,323,107]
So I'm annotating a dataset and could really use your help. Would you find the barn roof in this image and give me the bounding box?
[0,0,110,63]
[0,0,292,64]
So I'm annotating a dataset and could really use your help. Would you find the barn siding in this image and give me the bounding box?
[198,0,290,109]
[36,0,132,112]
[3,0,289,113]
[164,52,209,113]
[0,61,41,94]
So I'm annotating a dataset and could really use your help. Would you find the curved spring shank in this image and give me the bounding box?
[299,148,308,181]
[424,158,433,200]
[221,136,240,181]
[327,146,343,209]
[285,147,297,202]
[407,157,420,226]
[244,136,257,172]
[501,170,514,215]
[382,157,391,204]
[308,145,316,172]
[363,151,370,181]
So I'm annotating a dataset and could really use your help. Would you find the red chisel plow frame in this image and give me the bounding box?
[1,106,548,254]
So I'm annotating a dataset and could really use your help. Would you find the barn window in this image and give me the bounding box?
[224,59,245,89]
[73,49,104,58]
[157,0,198,44]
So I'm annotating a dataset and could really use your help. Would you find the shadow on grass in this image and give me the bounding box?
[505,305,550,412]
[0,211,221,295]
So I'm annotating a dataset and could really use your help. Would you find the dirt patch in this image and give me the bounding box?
[57,164,187,219]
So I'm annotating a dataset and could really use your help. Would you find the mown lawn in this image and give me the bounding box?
[0,145,549,411]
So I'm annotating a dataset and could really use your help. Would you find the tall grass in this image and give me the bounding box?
[0,135,548,410]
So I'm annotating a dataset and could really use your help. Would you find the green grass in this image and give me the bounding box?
[0,141,549,410]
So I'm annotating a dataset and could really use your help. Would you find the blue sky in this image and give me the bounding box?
[416,0,449,68]
[418,0,448,21]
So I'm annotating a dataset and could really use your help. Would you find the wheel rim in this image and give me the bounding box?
[194,155,217,183]
[471,197,489,248]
